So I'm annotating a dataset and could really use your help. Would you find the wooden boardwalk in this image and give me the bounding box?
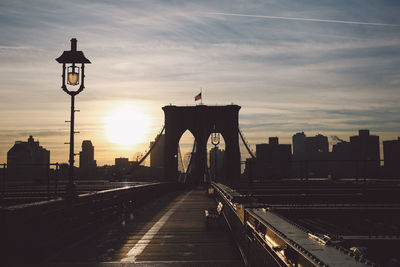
[46,187,243,266]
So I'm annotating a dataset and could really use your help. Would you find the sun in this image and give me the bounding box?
[105,106,150,146]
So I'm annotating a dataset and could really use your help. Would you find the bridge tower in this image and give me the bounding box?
[163,105,241,184]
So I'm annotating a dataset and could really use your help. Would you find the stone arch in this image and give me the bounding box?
[163,105,241,184]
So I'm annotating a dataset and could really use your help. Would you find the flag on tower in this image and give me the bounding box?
[194,92,202,101]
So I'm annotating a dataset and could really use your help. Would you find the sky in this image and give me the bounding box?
[0,0,400,166]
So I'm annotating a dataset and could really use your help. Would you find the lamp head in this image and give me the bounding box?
[56,38,91,64]
[56,38,91,95]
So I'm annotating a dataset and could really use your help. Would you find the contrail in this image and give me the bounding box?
[210,12,400,27]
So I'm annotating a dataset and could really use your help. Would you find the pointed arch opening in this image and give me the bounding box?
[178,129,196,173]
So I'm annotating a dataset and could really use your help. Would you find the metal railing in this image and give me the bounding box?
[1,182,177,263]
[1,163,62,205]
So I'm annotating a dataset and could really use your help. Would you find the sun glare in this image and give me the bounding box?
[105,106,150,146]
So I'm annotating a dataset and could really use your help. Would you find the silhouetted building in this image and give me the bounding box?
[332,140,354,178]
[292,132,306,161]
[292,132,330,178]
[58,163,70,179]
[244,157,256,181]
[305,134,329,157]
[209,147,225,181]
[113,157,130,179]
[7,135,50,182]
[111,156,163,181]
[332,140,351,155]
[150,134,165,168]
[350,129,380,178]
[79,140,97,179]
[256,137,291,180]
[306,134,330,177]
[383,137,400,178]
[292,132,306,178]
[115,157,129,170]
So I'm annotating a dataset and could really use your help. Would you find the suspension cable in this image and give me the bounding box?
[177,144,184,172]
[238,127,256,159]
[186,139,197,173]
[137,125,165,165]
[180,139,197,183]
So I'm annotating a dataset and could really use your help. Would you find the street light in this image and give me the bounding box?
[56,38,91,198]
[211,126,220,182]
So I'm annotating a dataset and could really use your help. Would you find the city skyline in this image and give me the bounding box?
[5,128,398,168]
[1,0,400,165]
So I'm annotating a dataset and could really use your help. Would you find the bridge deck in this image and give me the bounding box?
[46,188,243,266]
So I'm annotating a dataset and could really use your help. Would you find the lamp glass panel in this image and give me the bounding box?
[212,133,220,144]
[68,73,79,85]
[67,66,79,85]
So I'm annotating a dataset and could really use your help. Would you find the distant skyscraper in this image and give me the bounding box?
[79,140,97,178]
[350,130,380,163]
[350,129,380,178]
[332,140,355,178]
[7,135,50,182]
[292,132,330,178]
[383,137,400,177]
[383,137,400,167]
[150,134,165,168]
[305,134,329,159]
[114,157,130,178]
[292,132,306,161]
[332,140,351,156]
[256,137,291,180]
[209,147,225,181]
[115,157,129,170]
[256,137,291,161]
[306,134,330,177]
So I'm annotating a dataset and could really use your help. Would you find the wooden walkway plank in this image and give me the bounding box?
[47,188,243,266]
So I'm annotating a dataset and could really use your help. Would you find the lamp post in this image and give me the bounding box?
[56,38,91,198]
[211,130,220,182]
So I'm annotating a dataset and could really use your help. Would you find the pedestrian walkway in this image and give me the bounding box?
[47,187,243,266]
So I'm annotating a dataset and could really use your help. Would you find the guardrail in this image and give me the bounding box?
[210,182,383,267]
[0,182,177,263]
[212,182,250,266]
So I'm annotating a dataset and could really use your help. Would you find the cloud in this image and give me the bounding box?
[1,0,400,164]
